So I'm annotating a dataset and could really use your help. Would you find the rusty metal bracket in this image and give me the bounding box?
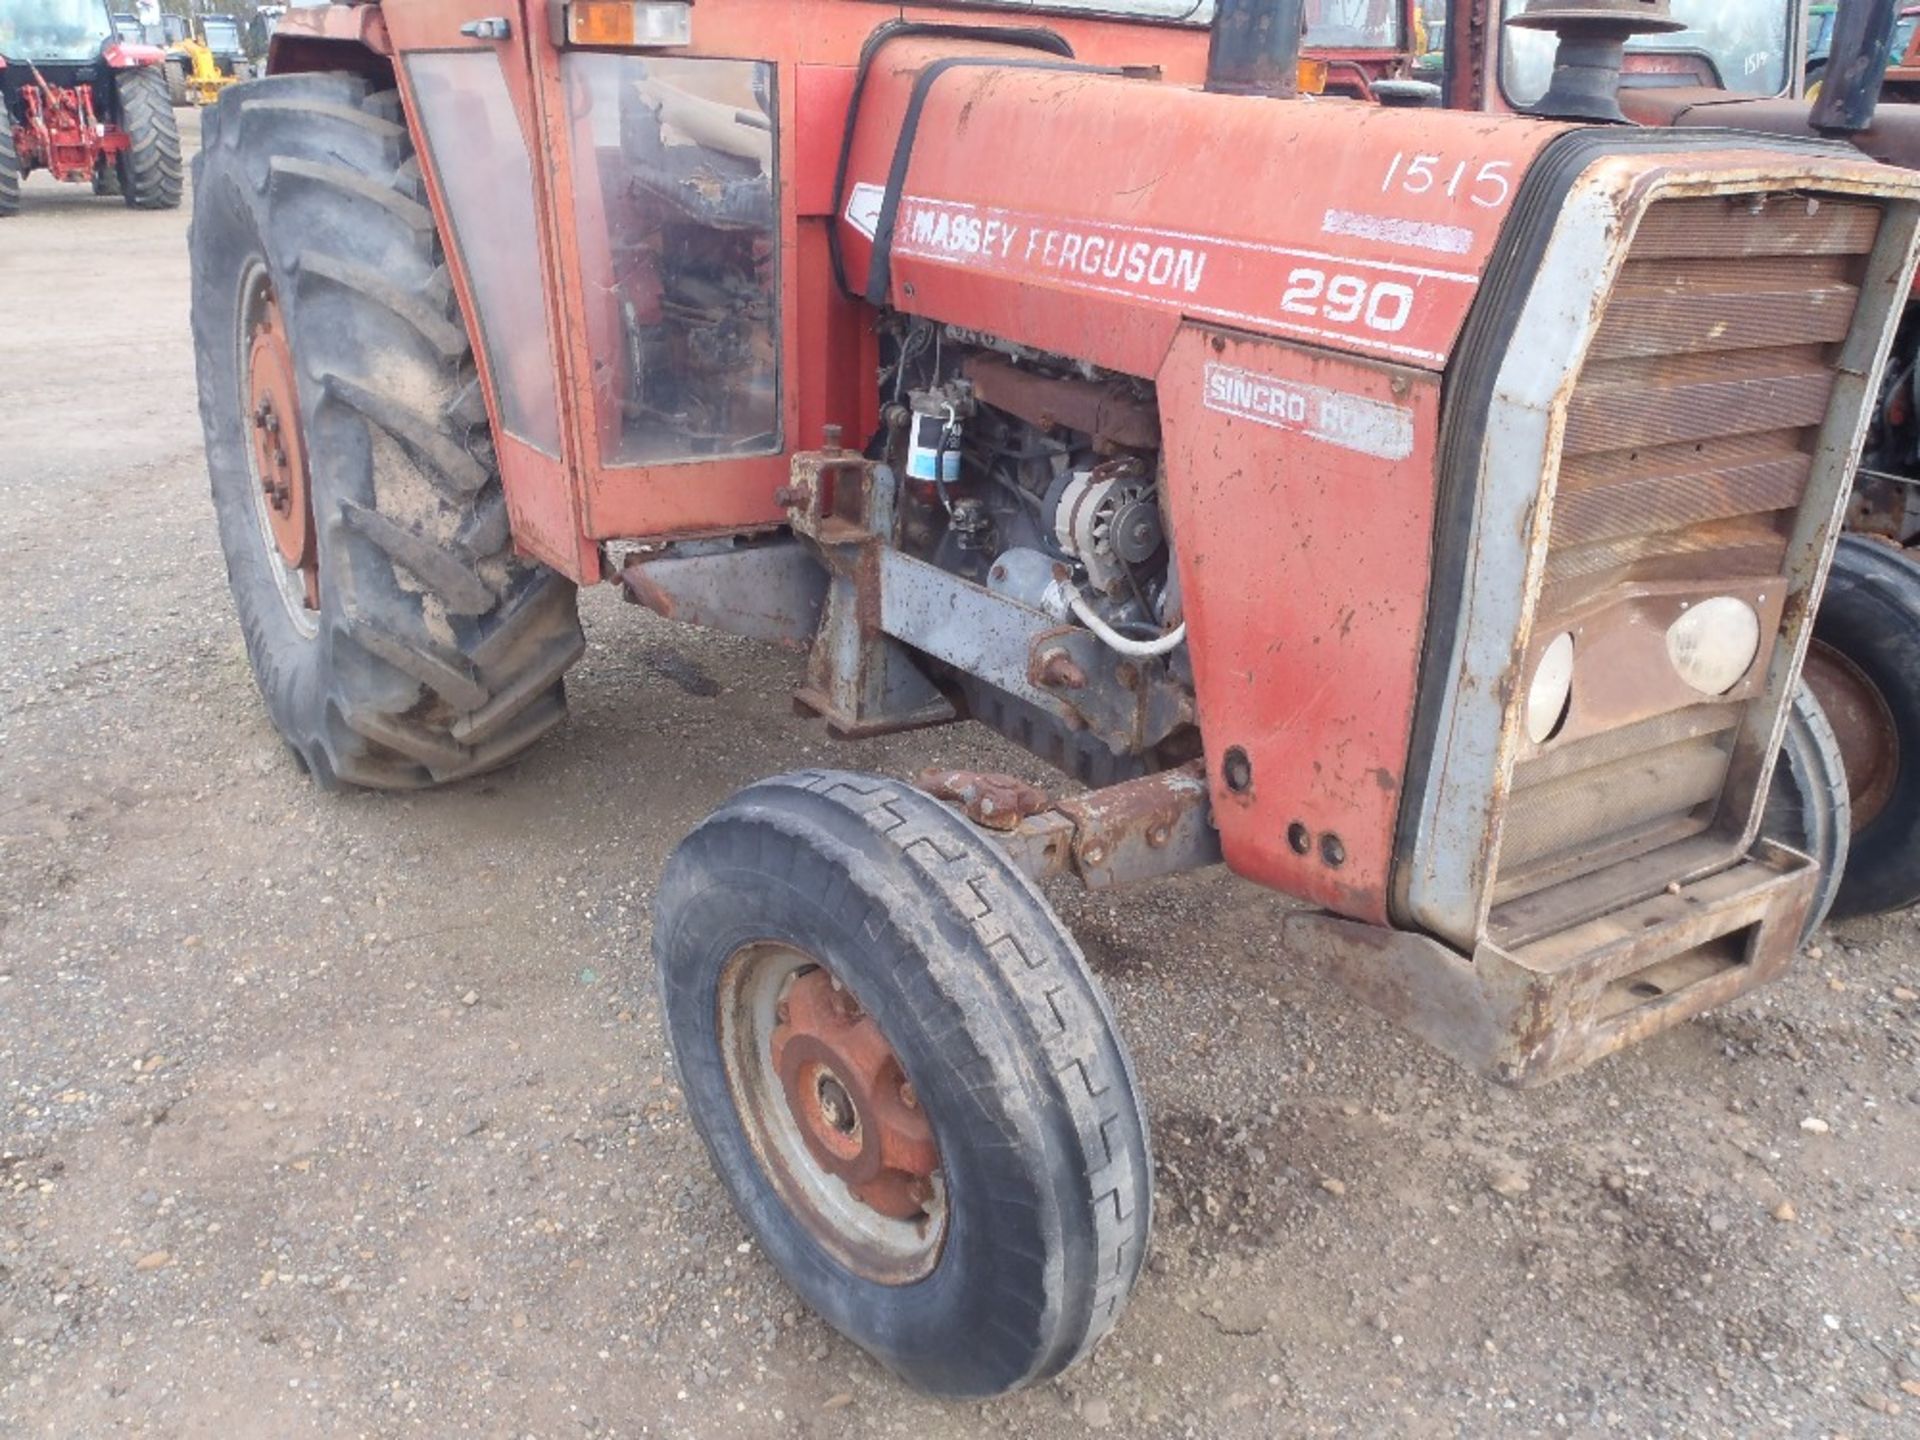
[786,449,957,737]
[1028,625,1194,756]
[1285,839,1817,1088]
[917,762,1221,889]
[915,769,1052,831]
[620,539,827,651]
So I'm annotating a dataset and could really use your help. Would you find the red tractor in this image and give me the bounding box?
[191,0,1920,1396]
[0,0,182,214]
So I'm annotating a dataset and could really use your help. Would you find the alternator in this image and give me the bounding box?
[1049,460,1161,597]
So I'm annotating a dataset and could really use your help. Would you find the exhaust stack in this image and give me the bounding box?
[1510,0,1683,124]
[1811,0,1899,136]
[1205,0,1307,99]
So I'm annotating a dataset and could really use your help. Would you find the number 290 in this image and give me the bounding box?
[1280,269,1415,334]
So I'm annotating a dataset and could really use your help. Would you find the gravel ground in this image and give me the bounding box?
[3,109,1919,1440]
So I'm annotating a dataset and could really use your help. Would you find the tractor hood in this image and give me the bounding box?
[833,36,1576,378]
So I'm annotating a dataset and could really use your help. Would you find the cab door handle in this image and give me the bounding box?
[459,16,512,40]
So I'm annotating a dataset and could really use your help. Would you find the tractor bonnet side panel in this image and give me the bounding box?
[1158,327,1443,923]
[836,40,1571,378]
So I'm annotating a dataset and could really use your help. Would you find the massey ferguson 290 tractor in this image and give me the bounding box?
[0,0,182,214]
[191,0,1920,1396]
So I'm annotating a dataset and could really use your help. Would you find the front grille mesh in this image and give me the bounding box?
[1492,193,1882,910]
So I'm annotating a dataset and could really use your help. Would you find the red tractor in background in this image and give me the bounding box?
[191,0,1920,1395]
[0,0,182,214]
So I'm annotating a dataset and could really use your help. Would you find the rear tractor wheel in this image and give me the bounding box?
[0,120,19,217]
[654,772,1153,1397]
[114,65,182,209]
[189,74,583,787]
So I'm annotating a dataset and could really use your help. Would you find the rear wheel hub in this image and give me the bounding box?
[240,267,318,626]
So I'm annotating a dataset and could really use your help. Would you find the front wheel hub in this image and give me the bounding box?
[718,942,946,1284]
[770,968,938,1221]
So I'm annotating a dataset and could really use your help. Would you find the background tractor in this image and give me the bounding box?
[163,10,247,105]
[0,0,182,213]
[191,0,1920,1397]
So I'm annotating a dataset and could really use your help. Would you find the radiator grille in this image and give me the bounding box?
[1491,194,1882,912]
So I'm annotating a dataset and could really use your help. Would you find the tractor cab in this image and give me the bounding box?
[198,11,243,67]
[1437,0,1805,117]
[0,0,118,66]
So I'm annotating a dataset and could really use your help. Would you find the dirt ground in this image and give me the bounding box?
[2,109,1919,1440]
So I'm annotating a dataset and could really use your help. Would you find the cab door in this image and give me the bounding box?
[518,6,796,542]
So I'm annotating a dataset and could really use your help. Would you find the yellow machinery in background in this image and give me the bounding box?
[159,13,248,106]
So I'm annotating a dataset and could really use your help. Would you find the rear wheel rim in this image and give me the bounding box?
[1803,639,1899,830]
[717,942,946,1284]
[237,260,319,637]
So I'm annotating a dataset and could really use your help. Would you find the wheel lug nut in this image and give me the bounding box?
[899,1081,918,1110]
[775,1001,789,1024]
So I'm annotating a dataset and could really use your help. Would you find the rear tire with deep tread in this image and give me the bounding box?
[115,65,182,209]
[0,120,19,217]
[655,771,1153,1398]
[189,73,583,789]
[1762,685,1851,943]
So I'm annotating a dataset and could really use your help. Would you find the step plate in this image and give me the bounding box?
[1285,840,1817,1087]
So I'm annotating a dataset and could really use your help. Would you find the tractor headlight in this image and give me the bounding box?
[1666,597,1761,696]
[1526,631,1576,744]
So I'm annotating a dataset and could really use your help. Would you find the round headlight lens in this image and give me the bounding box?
[1526,631,1576,744]
[1666,597,1761,696]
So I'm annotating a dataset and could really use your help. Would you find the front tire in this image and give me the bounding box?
[655,771,1152,1397]
[189,74,583,788]
[1762,685,1851,942]
[1804,535,1920,918]
[114,65,182,209]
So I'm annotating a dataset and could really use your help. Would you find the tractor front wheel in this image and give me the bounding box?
[654,772,1153,1397]
[1803,535,1920,919]
[1762,685,1851,943]
[0,121,19,217]
[115,65,182,209]
[189,74,583,788]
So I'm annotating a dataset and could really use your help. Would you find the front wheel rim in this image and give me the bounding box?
[1803,639,1899,830]
[717,942,947,1285]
